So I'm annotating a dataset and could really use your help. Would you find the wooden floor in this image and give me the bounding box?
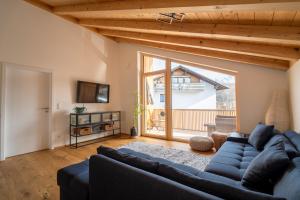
[0,135,214,200]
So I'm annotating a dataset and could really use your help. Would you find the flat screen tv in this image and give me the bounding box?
[76,81,110,103]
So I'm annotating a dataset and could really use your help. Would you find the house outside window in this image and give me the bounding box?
[172,76,191,83]
[160,94,165,102]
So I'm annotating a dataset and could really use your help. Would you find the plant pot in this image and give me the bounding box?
[130,127,138,137]
[73,106,87,114]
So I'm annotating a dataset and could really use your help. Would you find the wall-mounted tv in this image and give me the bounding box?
[76,81,110,103]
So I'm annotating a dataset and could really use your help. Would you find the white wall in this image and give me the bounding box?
[118,43,289,134]
[0,0,121,147]
[288,60,300,132]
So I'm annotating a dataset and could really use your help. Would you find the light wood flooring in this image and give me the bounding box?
[0,135,214,200]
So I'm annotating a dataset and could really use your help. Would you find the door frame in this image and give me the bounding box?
[140,54,172,140]
[0,62,53,160]
[139,52,240,142]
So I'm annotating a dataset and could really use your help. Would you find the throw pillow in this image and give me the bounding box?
[241,141,290,193]
[248,123,274,150]
[97,146,159,173]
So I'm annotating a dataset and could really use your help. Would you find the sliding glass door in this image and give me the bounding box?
[141,53,238,141]
[142,55,168,139]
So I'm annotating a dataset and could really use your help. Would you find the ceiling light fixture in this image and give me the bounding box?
[156,13,185,24]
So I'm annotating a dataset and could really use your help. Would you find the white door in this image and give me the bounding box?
[5,66,50,157]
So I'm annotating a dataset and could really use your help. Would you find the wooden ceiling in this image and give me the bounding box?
[25,0,300,71]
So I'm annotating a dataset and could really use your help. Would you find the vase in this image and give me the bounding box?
[130,127,138,137]
[265,89,290,132]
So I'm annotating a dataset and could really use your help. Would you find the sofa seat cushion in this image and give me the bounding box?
[118,148,201,175]
[57,160,89,200]
[197,171,241,187]
[205,141,259,180]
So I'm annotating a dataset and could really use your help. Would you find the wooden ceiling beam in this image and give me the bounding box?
[113,37,289,71]
[24,0,79,24]
[53,0,300,15]
[80,19,300,46]
[97,29,300,61]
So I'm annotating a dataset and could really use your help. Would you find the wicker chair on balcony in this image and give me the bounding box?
[205,115,237,150]
[205,115,237,136]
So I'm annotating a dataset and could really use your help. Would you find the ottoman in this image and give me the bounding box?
[57,160,89,200]
[189,136,214,151]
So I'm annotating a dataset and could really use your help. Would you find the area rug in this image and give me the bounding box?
[119,142,212,171]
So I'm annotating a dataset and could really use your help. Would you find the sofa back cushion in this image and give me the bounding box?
[90,155,222,200]
[158,164,284,200]
[264,134,299,159]
[248,124,274,150]
[241,141,290,193]
[284,131,300,153]
[97,146,159,173]
[274,157,300,200]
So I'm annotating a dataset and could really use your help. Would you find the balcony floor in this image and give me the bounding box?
[145,129,209,140]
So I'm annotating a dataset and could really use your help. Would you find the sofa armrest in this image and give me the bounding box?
[226,137,249,144]
[226,132,249,143]
[89,155,221,200]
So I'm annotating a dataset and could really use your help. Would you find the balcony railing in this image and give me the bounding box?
[154,83,205,91]
[148,109,236,132]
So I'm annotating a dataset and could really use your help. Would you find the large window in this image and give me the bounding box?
[141,53,238,141]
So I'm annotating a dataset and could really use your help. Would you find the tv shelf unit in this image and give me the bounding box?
[69,111,121,148]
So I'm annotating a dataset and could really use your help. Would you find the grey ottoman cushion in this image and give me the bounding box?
[190,136,214,151]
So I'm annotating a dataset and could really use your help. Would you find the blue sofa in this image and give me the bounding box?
[57,131,300,200]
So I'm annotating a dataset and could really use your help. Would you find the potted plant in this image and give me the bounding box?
[73,104,87,114]
[131,94,144,137]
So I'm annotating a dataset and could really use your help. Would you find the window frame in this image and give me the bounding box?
[140,52,240,141]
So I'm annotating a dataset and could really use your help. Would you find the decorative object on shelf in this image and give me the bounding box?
[78,114,90,125]
[113,121,120,129]
[112,112,119,121]
[91,113,101,123]
[70,111,121,148]
[79,127,91,135]
[156,13,185,24]
[103,113,112,122]
[73,104,87,114]
[265,89,290,132]
[131,93,144,137]
[105,124,113,131]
